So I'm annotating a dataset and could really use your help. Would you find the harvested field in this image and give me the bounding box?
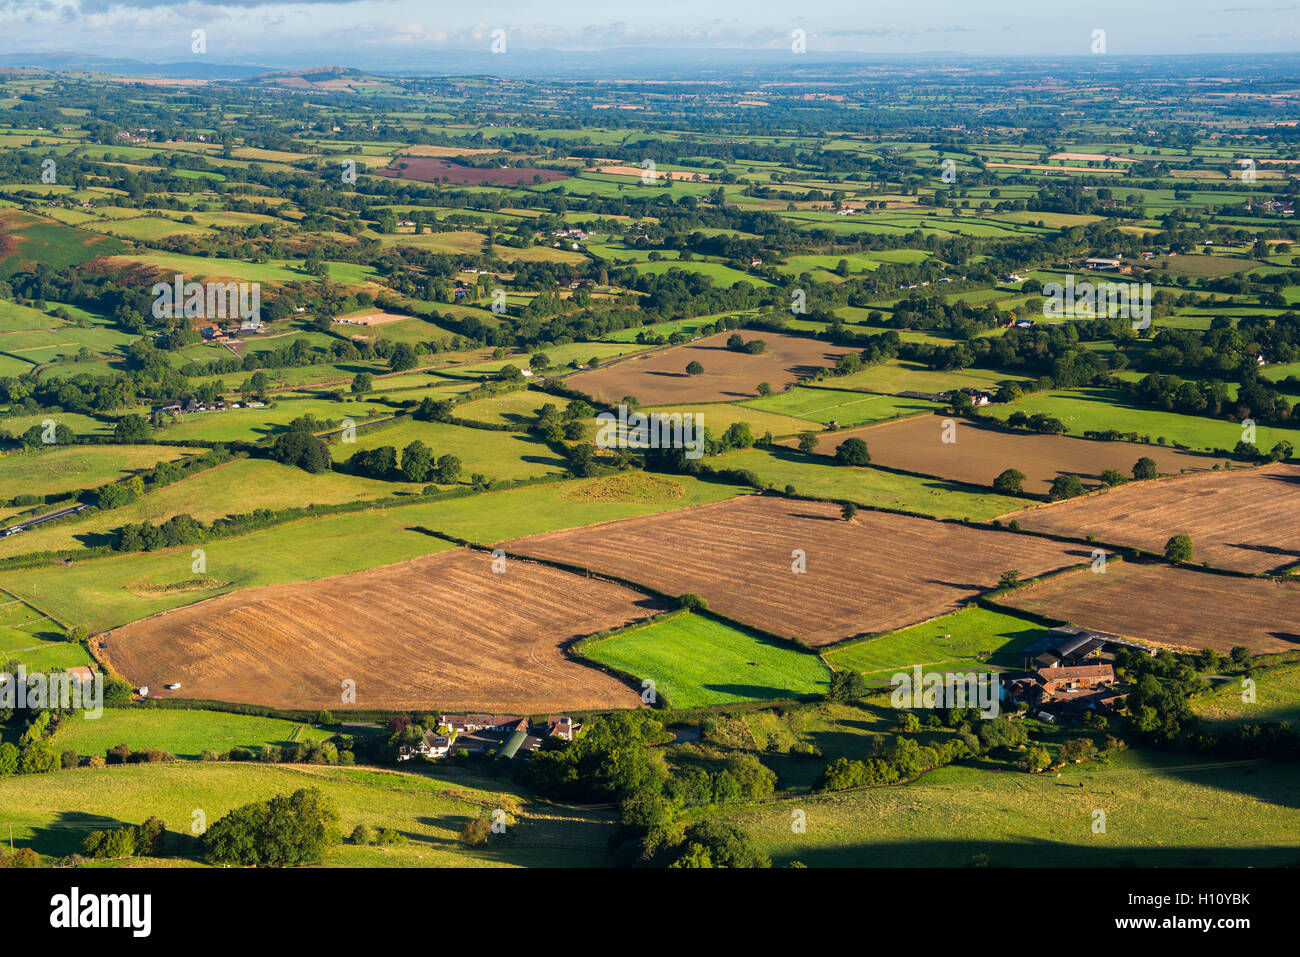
[377,156,569,186]
[999,562,1300,654]
[564,331,858,406]
[1008,463,1300,574]
[503,496,1090,647]
[105,549,661,712]
[795,417,1216,496]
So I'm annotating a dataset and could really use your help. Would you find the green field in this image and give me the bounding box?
[0,458,422,559]
[714,447,1029,520]
[1002,388,1300,454]
[53,708,334,760]
[330,419,568,483]
[152,399,394,443]
[1190,660,1300,730]
[0,761,611,867]
[825,360,1026,396]
[0,510,454,632]
[580,613,831,708]
[393,472,749,545]
[644,402,818,438]
[825,606,1048,682]
[0,444,197,503]
[743,387,943,426]
[722,747,1300,866]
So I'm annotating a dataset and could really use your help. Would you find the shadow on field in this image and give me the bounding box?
[22,810,131,858]
[774,838,1300,868]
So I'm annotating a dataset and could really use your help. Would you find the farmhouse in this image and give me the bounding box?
[1005,662,1124,714]
[1084,257,1133,274]
[399,713,582,761]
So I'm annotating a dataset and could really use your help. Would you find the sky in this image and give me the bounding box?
[0,0,1297,70]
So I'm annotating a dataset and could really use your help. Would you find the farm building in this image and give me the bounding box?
[1020,625,1153,670]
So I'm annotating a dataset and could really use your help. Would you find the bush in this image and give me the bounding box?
[459,816,492,847]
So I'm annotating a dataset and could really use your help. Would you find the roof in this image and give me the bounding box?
[496,728,529,760]
[1037,664,1114,683]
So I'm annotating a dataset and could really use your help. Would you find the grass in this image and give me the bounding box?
[825,360,1025,396]
[330,419,568,483]
[0,761,613,867]
[53,708,334,760]
[153,398,393,443]
[0,445,197,502]
[1002,387,1300,454]
[714,447,1029,521]
[722,746,1300,866]
[643,403,818,438]
[825,606,1048,682]
[0,458,424,559]
[743,387,943,425]
[0,510,455,632]
[580,613,831,708]
[1191,660,1300,730]
[395,472,750,544]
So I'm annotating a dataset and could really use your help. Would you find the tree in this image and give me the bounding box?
[270,431,331,473]
[113,414,151,442]
[840,501,857,521]
[348,445,397,480]
[1059,738,1098,764]
[433,454,462,484]
[827,669,865,702]
[401,440,434,483]
[685,360,704,376]
[1019,746,1051,773]
[351,372,373,395]
[797,431,819,453]
[1048,473,1085,501]
[1133,456,1158,480]
[998,569,1021,589]
[389,342,417,373]
[993,468,1025,494]
[201,788,340,867]
[834,437,870,466]
[1100,469,1126,487]
[1165,534,1194,563]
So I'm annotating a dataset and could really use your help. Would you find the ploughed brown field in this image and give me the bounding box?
[1007,463,1300,574]
[565,331,858,406]
[105,549,660,712]
[795,417,1217,496]
[376,155,570,186]
[999,562,1300,654]
[502,496,1090,647]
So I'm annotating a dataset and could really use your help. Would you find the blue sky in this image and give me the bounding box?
[0,1,1296,68]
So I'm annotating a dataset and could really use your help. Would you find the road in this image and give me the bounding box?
[0,502,90,537]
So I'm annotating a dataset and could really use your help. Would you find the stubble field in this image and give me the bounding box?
[103,549,662,712]
[1007,463,1300,573]
[564,330,858,405]
[504,496,1090,647]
